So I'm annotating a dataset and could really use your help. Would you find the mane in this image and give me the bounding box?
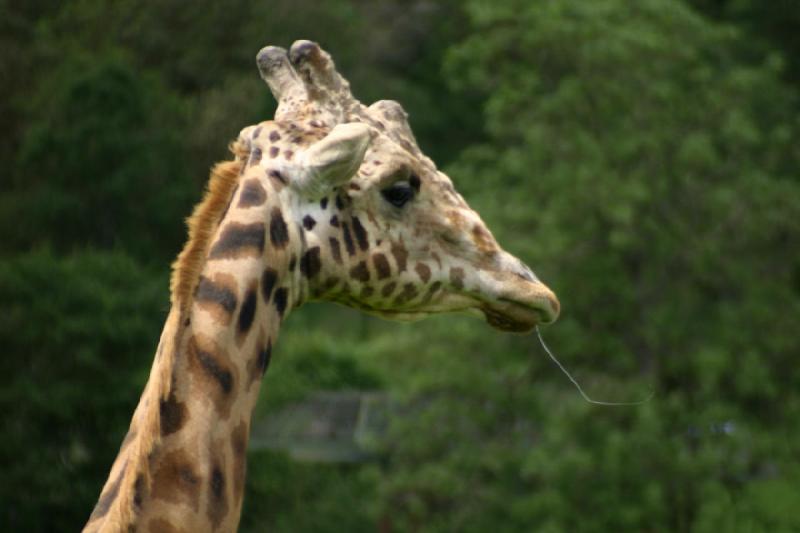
[85,139,249,532]
[170,138,250,310]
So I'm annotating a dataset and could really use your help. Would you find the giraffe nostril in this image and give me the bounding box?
[513,263,540,284]
[515,269,534,283]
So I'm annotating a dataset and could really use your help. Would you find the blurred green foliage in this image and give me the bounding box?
[1,0,799,531]
[0,250,168,529]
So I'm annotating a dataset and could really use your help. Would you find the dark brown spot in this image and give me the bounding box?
[318,277,339,297]
[237,284,258,337]
[351,217,369,251]
[283,149,294,160]
[288,255,297,272]
[247,331,271,388]
[349,260,370,282]
[349,183,361,191]
[415,262,431,283]
[249,147,262,166]
[269,146,279,158]
[238,178,267,208]
[342,222,356,256]
[360,286,375,299]
[195,274,238,326]
[381,281,397,298]
[252,126,262,139]
[329,237,342,264]
[159,391,187,437]
[372,253,391,280]
[261,268,278,302]
[391,242,408,272]
[151,449,201,511]
[187,336,235,416]
[194,346,232,394]
[422,281,443,304]
[394,283,418,305]
[300,246,322,278]
[133,474,146,509]
[320,197,329,209]
[335,194,345,210]
[258,339,272,375]
[269,208,289,249]
[302,215,316,230]
[209,222,265,259]
[329,215,339,227]
[274,287,289,317]
[231,422,248,504]
[269,130,281,142]
[147,518,182,533]
[208,464,228,529]
[450,267,465,289]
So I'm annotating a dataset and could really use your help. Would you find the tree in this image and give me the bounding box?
[374,0,800,530]
[2,52,192,261]
[0,250,168,530]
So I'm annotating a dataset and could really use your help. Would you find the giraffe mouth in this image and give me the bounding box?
[482,296,559,333]
[482,306,537,333]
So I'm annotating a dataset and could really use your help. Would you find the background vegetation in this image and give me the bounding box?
[1,1,798,531]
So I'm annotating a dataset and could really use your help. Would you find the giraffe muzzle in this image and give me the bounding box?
[474,253,560,332]
[481,287,560,332]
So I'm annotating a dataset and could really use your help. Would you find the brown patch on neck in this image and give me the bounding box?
[195,273,239,327]
[390,242,408,272]
[187,334,237,419]
[150,448,203,512]
[208,459,229,529]
[231,421,249,506]
[147,518,182,533]
[159,391,188,437]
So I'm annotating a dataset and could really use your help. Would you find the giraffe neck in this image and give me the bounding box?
[85,165,308,532]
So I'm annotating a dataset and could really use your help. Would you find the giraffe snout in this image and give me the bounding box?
[478,252,560,332]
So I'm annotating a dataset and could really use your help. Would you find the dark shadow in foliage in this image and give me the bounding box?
[6,52,192,262]
[0,249,168,531]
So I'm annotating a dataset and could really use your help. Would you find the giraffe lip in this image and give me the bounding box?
[482,299,543,333]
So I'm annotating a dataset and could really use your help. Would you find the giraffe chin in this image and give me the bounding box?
[481,295,558,333]
[482,307,537,333]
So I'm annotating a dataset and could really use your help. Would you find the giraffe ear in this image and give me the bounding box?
[293,122,371,199]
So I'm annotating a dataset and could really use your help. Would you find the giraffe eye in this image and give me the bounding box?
[381,180,415,208]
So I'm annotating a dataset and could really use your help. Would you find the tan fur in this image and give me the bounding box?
[85,141,248,533]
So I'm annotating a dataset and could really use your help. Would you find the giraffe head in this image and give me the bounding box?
[244,41,559,332]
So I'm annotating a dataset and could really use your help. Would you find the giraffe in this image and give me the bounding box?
[83,40,560,533]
